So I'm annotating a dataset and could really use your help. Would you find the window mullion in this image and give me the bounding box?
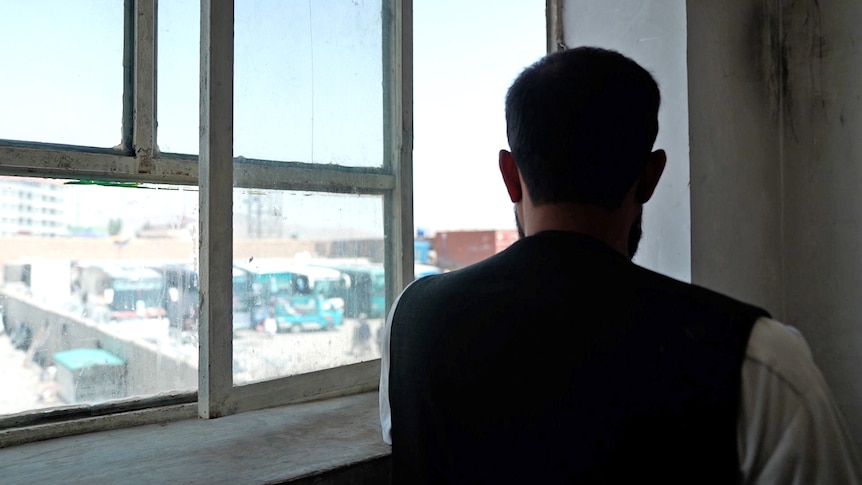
[199,0,235,419]
[133,0,157,171]
[546,0,565,53]
[121,0,135,151]
[383,0,414,305]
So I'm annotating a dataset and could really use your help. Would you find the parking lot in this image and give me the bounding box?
[0,317,384,417]
[232,317,384,384]
[0,332,60,416]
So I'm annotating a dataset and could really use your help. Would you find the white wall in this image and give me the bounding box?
[561,0,691,282]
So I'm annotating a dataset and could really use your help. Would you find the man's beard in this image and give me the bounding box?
[627,208,643,260]
[515,203,643,260]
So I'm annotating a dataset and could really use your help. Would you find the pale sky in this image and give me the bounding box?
[412,0,546,232]
[0,1,546,234]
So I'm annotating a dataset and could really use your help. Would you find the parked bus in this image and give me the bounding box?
[309,261,443,319]
[311,262,385,319]
[232,259,347,332]
[74,262,167,323]
[151,262,199,336]
[415,262,444,279]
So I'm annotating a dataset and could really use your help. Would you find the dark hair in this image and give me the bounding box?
[505,46,660,209]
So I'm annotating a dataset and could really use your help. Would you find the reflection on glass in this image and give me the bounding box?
[231,189,387,385]
[0,2,124,147]
[0,176,198,417]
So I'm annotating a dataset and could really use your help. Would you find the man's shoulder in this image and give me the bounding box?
[745,317,820,396]
[739,318,862,483]
[632,264,771,318]
[392,263,494,313]
[400,245,523,295]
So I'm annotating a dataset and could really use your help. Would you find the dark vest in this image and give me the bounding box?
[389,231,769,484]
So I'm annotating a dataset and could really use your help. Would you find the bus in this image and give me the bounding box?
[151,262,199,336]
[75,262,167,323]
[232,259,347,332]
[309,261,443,319]
[311,262,385,319]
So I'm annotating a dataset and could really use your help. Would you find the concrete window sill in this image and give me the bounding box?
[1,392,391,484]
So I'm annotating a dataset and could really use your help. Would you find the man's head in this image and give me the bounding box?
[500,47,665,257]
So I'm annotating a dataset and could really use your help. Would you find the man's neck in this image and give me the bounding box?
[523,202,634,258]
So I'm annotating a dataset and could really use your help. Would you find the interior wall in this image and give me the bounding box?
[688,0,862,447]
[780,0,862,446]
[562,0,862,447]
[686,0,785,314]
[560,0,691,282]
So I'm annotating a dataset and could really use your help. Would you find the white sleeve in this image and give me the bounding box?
[379,285,412,445]
[738,317,862,484]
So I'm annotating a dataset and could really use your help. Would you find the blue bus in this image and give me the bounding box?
[309,262,386,318]
[76,263,166,323]
[232,260,347,332]
[309,261,443,319]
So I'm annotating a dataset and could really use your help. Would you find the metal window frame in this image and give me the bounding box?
[546,0,566,53]
[0,0,413,442]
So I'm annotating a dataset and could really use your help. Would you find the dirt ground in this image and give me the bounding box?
[0,317,385,417]
[0,331,60,416]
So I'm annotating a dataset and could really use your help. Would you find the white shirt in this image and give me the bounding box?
[738,317,861,484]
[380,310,862,483]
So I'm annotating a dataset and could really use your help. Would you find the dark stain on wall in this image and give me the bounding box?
[749,0,784,124]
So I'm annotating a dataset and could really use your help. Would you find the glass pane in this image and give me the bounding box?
[412,1,544,245]
[0,1,124,147]
[157,0,200,155]
[233,0,384,166]
[232,189,384,385]
[0,176,198,416]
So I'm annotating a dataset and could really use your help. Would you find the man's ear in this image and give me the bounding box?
[635,149,667,204]
[499,149,523,203]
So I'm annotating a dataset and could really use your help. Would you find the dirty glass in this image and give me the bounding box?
[231,189,385,384]
[159,0,384,165]
[0,177,198,416]
[233,0,384,166]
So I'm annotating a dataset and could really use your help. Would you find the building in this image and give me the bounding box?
[432,229,519,270]
[0,176,66,237]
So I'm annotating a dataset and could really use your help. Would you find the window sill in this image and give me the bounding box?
[1,391,391,484]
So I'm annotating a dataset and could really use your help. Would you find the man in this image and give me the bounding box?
[380,47,860,483]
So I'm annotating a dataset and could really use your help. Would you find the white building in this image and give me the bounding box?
[0,176,67,237]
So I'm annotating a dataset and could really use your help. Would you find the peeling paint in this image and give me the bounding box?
[136,146,154,174]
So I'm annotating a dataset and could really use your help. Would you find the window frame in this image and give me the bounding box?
[0,0,412,445]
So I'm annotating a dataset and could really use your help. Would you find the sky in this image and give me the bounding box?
[0,0,546,235]
[412,1,546,232]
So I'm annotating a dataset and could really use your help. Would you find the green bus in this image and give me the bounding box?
[310,261,443,319]
[232,259,347,332]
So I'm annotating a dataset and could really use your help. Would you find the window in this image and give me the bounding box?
[0,0,411,445]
